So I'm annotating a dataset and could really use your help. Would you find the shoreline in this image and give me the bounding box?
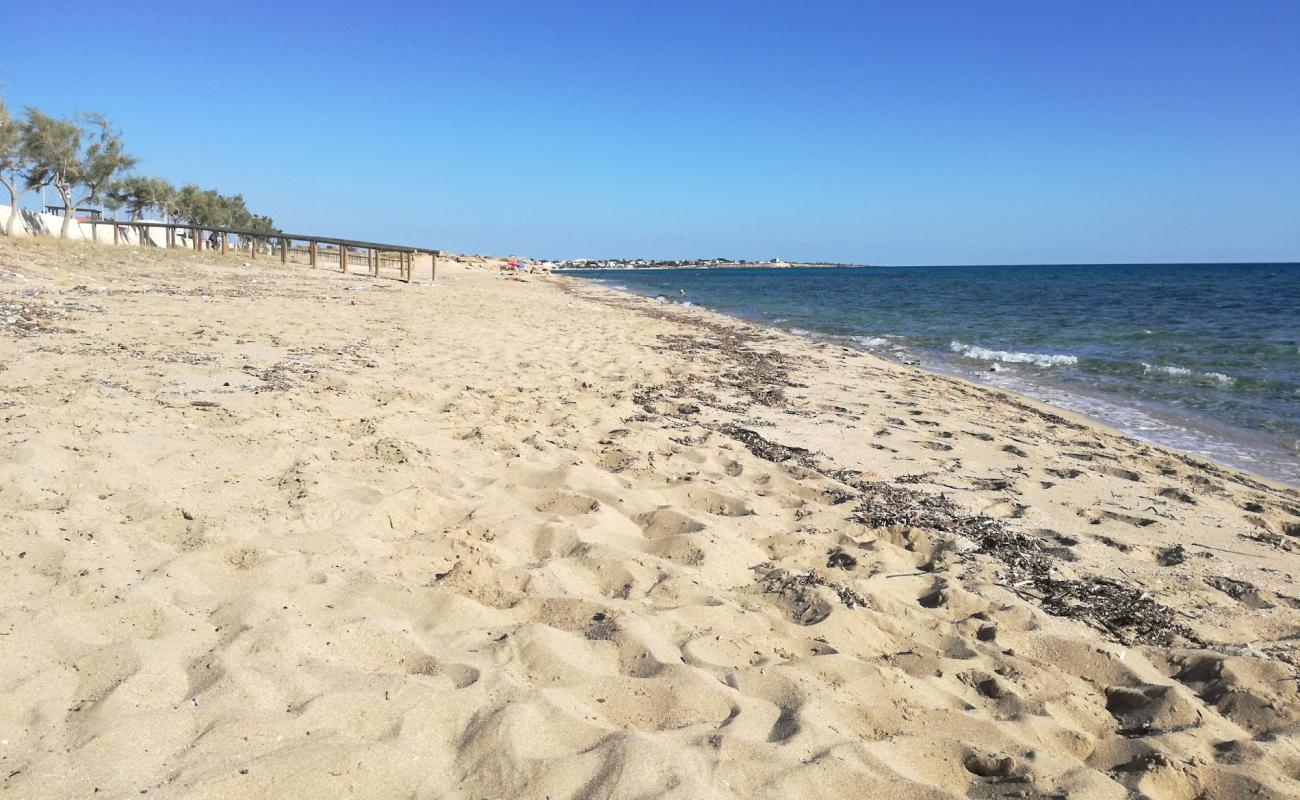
[3,238,1299,798]
[556,263,871,271]
[560,260,1300,269]
[563,274,1299,494]
[565,272,1300,489]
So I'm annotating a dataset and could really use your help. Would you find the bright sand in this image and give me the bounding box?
[1,238,1298,799]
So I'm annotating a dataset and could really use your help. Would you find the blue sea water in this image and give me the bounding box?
[564,263,1300,485]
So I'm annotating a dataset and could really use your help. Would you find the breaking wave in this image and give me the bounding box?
[1142,363,1235,386]
[852,335,892,347]
[949,341,1078,368]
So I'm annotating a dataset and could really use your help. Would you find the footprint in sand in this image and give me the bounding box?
[1094,464,1141,482]
[1161,652,1300,735]
[675,487,753,517]
[535,491,602,516]
[918,584,949,609]
[634,507,706,538]
[1080,508,1157,528]
[598,449,638,473]
[1155,487,1197,504]
[1045,467,1084,479]
[963,751,1026,781]
[1103,683,1202,736]
[981,500,1029,519]
[69,642,143,721]
[767,704,801,743]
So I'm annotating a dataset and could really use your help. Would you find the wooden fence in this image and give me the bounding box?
[82,219,440,283]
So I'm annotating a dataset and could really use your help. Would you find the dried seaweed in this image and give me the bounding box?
[1205,575,1255,601]
[563,283,803,412]
[849,480,1193,646]
[0,296,93,337]
[719,425,818,468]
[1238,530,1296,553]
[757,565,870,625]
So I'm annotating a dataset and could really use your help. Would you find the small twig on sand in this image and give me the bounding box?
[1193,542,1263,558]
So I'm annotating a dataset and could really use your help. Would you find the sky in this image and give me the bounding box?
[2,1,1298,264]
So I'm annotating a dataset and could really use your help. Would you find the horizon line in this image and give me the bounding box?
[553,259,1300,268]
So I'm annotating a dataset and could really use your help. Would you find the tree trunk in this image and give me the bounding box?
[3,180,17,237]
[59,188,74,239]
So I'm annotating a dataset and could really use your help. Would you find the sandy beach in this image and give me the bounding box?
[1,237,1298,799]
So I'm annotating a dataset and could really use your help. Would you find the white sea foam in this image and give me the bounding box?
[851,336,891,347]
[1142,363,1235,386]
[1142,363,1190,377]
[949,341,1078,368]
[974,369,1294,484]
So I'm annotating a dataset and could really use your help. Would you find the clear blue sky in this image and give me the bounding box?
[3,1,1298,264]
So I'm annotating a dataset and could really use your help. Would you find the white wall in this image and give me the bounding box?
[0,203,179,247]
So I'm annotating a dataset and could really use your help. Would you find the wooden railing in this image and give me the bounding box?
[83,219,440,283]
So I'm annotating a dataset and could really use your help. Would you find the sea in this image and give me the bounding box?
[562,263,1300,486]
